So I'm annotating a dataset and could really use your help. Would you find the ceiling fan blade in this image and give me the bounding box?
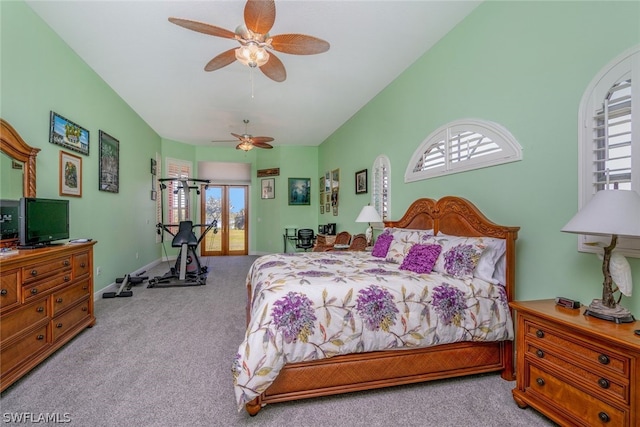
[244,0,276,35]
[205,49,237,72]
[230,132,246,140]
[252,141,273,149]
[168,17,236,39]
[251,136,275,144]
[259,52,286,82]
[270,34,330,55]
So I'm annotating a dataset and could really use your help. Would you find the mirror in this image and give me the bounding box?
[0,118,40,247]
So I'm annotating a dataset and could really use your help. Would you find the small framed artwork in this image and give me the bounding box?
[49,111,90,155]
[257,168,280,177]
[261,178,275,199]
[333,205,338,216]
[150,190,157,201]
[325,202,330,212]
[59,151,82,197]
[324,171,331,192]
[99,130,119,193]
[331,187,339,206]
[331,168,340,188]
[150,158,157,176]
[288,177,311,205]
[320,205,324,214]
[355,169,368,194]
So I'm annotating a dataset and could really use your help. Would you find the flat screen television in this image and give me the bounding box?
[19,197,70,248]
[0,199,20,240]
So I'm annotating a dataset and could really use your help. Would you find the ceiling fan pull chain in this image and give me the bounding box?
[250,67,255,99]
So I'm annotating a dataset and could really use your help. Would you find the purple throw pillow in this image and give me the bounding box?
[399,244,442,274]
[371,232,394,258]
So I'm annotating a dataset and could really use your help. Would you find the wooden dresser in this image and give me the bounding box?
[510,299,640,426]
[0,242,96,391]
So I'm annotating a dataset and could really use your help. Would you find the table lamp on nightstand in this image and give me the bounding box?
[355,205,382,246]
[562,189,640,323]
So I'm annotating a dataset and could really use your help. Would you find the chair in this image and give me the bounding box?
[296,228,316,251]
[348,234,368,251]
[334,231,351,246]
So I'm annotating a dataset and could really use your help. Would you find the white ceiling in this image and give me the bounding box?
[26,0,480,148]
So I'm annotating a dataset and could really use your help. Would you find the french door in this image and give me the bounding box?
[201,185,248,256]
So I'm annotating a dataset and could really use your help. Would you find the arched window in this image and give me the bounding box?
[405,119,522,183]
[371,155,391,225]
[578,45,640,256]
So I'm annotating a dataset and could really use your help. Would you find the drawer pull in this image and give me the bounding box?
[80,262,86,268]
[598,412,610,423]
[82,306,88,312]
[598,378,610,389]
[36,334,44,340]
[31,269,38,277]
[36,306,44,313]
[64,276,70,282]
[535,330,544,338]
[598,354,610,365]
[536,349,544,358]
[56,323,63,328]
[82,285,88,290]
[56,297,63,303]
[63,260,70,266]
[30,288,38,295]
[0,289,7,296]
[536,378,545,386]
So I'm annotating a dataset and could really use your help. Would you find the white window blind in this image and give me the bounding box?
[371,155,391,226]
[166,158,192,226]
[578,45,639,257]
[405,119,522,183]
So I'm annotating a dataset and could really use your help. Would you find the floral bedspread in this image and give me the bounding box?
[232,252,514,410]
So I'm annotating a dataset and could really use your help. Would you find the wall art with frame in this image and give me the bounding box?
[49,111,90,155]
[288,177,310,205]
[59,151,82,197]
[261,178,275,199]
[99,130,119,193]
[355,169,368,194]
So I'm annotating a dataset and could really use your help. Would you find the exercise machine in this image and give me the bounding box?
[148,177,217,288]
[102,271,148,298]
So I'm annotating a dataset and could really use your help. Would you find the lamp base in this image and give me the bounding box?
[584,299,635,324]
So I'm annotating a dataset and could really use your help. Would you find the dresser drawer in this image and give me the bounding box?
[527,364,627,426]
[525,319,628,376]
[72,251,90,278]
[52,279,90,316]
[23,271,72,302]
[52,299,90,341]
[525,342,628,404]
[0,269,20,311]
[22,256,72,285]
[0,325,49,375]
[0,297,49,343]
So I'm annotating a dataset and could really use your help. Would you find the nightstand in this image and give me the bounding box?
[510,299,640,426]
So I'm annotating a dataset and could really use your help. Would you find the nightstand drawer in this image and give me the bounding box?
[527,364,627,426]
[525,342,628,404]
[525,319,628,376]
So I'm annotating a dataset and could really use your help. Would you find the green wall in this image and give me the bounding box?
[319,1,640,314]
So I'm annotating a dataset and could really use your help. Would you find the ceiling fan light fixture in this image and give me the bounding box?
[235,42,269,68]
[238,140,254,151]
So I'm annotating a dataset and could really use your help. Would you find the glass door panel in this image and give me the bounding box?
[201,185,247,256]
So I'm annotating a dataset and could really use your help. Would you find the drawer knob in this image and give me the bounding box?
[536,349,544,358]
[64,275,70,282]
[36,334,44,340]
[63,260,70,266]
[56,297,63,303]
[82,306,88,312]
[536,378,545,386]
[36,306,44,313]
[56,323,63,328]
[31,269,38,277]
[598,378,610,389]
[598,354,610,365]
[0,289,7,296]
[535,330,544,338]
[598,412,610,423]
[30,288,38,295]
[80,262,86,268]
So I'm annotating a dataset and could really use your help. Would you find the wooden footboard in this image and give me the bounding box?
[244,197,519,415]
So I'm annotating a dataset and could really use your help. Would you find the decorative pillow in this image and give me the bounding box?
[371,231,393,258]
[399,244,442,274]
[384,228,435,264]
[431,234,506,283]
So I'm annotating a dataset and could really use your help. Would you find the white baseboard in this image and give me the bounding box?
[93,259,163,301]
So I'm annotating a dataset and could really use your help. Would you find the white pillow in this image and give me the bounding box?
[431,234,506,283]
[384,228,435,264]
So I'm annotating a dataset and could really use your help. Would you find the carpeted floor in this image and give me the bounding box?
[0,256,556,426]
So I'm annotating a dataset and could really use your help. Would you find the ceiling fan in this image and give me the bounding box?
[168,0,330,82]
[213,120,274,151]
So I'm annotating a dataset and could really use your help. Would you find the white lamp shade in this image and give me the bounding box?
[355,205,382,223]
[562,190,640,238]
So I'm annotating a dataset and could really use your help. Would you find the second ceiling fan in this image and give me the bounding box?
[214,120,274,152]
[169,0,330,82]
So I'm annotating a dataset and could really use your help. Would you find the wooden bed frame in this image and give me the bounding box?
[245,196,519,415]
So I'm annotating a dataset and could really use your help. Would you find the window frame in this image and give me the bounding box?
[371,154,391,229]
[165,157,193,230]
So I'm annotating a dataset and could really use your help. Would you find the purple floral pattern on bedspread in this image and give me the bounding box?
[232,252,514,410]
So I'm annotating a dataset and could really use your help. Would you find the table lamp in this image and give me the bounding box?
[561,189,640,323]
[355,205,382,246]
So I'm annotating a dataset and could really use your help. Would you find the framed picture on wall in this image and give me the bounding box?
[288,177,310,205]
[49,111,90,155]
[261,178,275,199]
[99,130,119,193]
[59,151,82,197]
[355,169,367,194]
